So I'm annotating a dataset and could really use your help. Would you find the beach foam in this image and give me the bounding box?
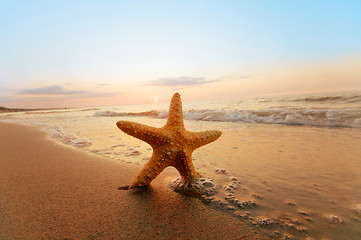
[43,125,92,147]
[170,176,217,196]
[61,133,92,147]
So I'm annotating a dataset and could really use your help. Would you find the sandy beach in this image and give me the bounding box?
[2,1,361,238]
[0,122,269,239]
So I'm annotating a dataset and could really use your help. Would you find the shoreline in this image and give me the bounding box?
[0,122,269,239]
[0,106,69,113]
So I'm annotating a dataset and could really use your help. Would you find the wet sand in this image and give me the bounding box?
[206,123,361,239]
[0,122,269,239]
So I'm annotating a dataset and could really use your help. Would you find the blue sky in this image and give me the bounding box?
[1,1,361,107]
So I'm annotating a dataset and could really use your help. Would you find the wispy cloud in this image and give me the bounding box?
[2,85,121,107]
[18,85,119,99]
[20,85,87,95]
[149,76,218,87]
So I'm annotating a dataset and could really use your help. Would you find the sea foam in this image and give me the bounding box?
[44,125,92,147]
[93,108,361,128]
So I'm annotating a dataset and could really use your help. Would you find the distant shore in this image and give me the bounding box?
[0,122,268,239]
[0,106,69,113]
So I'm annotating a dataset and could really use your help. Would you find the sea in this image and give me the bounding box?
[1,91,361,239]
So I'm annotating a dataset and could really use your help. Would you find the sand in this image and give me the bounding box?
[0,122,269,239]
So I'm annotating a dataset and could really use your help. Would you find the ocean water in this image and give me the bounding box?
[1,91,361,239]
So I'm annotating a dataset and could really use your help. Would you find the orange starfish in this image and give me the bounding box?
[116,92,222,189]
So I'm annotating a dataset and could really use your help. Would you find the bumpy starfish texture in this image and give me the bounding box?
[116,92,222,188]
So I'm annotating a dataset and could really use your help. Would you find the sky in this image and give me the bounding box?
[1,0,361,108]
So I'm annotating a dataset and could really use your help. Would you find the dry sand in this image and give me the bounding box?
[0,122,269,239]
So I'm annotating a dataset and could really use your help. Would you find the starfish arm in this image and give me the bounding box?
[116,121,165,146]
[190,130,222,149]
[165,92,184,127]
[174,155,198,181]
[130,155,166,187]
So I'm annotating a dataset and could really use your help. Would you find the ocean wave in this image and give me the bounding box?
[93,110,160,117]
[93,108,361,128]
[182,108,361,128]
[289,94,361,104]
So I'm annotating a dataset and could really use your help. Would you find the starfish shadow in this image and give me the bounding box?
[118,185,154,195]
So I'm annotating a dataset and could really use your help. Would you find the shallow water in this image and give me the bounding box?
[207,124,361,239]
[1,92,361,239]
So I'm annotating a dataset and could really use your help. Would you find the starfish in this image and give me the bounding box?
[116,92,222,189]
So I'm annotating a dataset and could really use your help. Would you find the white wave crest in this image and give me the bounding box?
[93,110,124,117]
[44,125,92,147]
[93,110,160,117]
[93,108,361,128]
[61,133,92,147]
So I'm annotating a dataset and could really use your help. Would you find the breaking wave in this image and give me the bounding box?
[93,110,159,117]
[93,108,361,128]
[290,94,361,103]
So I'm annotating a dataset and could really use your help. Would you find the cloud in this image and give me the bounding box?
[18,85,119,100]
[149,76,218,87]
[20,85,87,95]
